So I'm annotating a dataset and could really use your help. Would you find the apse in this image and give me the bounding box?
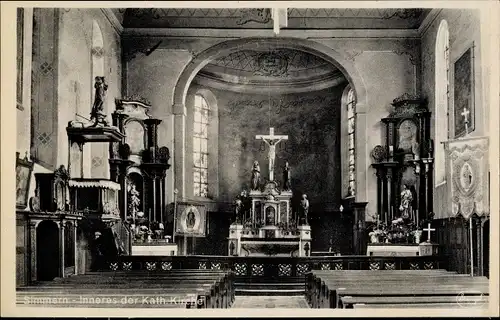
[188,47,348,208]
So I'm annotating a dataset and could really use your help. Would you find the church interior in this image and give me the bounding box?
[11,5,497,310]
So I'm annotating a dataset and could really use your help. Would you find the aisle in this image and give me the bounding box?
[231,296,309,308]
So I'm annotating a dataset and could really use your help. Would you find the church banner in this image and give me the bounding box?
[175,202,207,237]
[445,136,489,219]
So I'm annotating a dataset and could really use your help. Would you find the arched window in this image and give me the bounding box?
[193,94,210,197]
[346,87,356,197]
[434,20,450,186]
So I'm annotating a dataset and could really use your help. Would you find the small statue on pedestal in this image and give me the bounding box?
[399,184,413,219]
[128,183,141,221]
[251,160,261,190]
[300,194,309,225]
[234,199,243,224]
[90,76,109,127]
[282,161,291,191]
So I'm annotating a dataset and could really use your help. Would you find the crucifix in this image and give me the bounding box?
[423,222,436,243]
[256,127,288,182]
[461,107,470,135]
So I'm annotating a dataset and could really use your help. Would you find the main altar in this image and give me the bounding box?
[228,128,312,257]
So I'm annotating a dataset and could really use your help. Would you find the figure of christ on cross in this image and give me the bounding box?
[256,127,288,182]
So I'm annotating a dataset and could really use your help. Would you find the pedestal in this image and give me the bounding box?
[298,225,311,257]
[366,242,438,256]
[131,243,178,256]
[228,224,243,256]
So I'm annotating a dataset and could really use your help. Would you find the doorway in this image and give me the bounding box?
[36,220,60,281]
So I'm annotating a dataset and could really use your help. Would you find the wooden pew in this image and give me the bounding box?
[342,295,489,309]
[17,270,235,309]
[307,270,488,309]
[314,273,474,308]
[334,282,488,309]
[83,269,235,305]
[306,270,454,308]
[353,302,488,309]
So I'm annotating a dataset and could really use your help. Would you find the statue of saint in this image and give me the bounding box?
[251,161,261,190]
[90,76,108,127]
[399,184,413,219]
[300,194,309,225]
[283,161,291,190]
[128,183,141,219]
[234,199,243,224]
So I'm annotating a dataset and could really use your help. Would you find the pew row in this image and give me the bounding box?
[306,270,489,309]
[17,269,235,309]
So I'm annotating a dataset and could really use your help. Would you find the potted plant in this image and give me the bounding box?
[411,229,423,244]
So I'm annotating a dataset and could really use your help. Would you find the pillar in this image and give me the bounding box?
[173,103,186,199]
[58,221,64,278]
[74,221,78,275]
[475,218,482,276]
[28,220,38,283]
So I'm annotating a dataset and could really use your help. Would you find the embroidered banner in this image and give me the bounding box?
[175,202,207,237]
[445,136,489,219]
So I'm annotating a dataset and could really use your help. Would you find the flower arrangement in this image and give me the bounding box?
[131,220,166,244]
[367,214,421,244]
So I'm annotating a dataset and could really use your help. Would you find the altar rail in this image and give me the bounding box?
[103,256,447,277]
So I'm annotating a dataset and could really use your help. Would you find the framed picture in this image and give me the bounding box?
[453,44,475,138]
[16,152,34,209]
[175,202,207,237]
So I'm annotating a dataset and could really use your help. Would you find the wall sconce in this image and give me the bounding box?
[339,205,344,213]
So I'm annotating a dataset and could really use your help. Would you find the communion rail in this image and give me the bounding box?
[102,256,447,277]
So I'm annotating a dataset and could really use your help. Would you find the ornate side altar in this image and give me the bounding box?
[228,128,312,257]
[367,94,438,256]
[110,97,176,255]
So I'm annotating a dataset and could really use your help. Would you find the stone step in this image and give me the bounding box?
[235,282,304,290]
[235,288,305,296]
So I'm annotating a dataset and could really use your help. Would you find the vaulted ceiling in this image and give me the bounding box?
[113,7,430,94]
[112,8,431,30]
[194,48,346,94]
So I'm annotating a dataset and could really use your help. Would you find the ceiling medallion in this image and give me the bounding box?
[255,51,289,77]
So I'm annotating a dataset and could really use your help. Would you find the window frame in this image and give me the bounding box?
[193,94,210,198]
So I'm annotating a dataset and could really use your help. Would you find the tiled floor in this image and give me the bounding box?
[231,296,309,308]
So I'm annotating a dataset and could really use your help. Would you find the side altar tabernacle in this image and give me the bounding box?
[228,128,312,257]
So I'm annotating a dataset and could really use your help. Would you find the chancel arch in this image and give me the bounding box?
[172,37,368,202]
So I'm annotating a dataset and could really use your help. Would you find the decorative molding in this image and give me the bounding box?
[381,9,425,20]
[101,8,123,35]
[236,8,272,25]
[194,70,346,95]
[122,28,420,39]
[418,8,443,36]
